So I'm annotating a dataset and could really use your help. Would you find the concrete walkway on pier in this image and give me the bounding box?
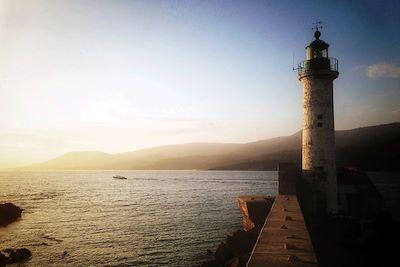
[247,195,317,267]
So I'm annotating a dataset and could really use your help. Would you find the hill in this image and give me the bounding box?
[23,123,400,171]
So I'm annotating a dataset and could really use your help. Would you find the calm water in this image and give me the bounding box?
[0,170,278,266]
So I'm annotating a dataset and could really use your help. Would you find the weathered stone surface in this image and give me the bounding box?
[247,195,317,267]
[0,203,22,226]
[237,196,275,231]
[299,64,338,214]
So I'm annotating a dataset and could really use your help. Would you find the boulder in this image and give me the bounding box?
[0,203,22,226]
[9,248,32,263]
[2,248,32,264]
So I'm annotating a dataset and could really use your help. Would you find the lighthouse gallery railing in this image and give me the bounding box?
[298,57,338,76]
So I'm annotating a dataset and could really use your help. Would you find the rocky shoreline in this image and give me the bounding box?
[200,196,275,267]
[200,227,260,267]
[0,203,32,266]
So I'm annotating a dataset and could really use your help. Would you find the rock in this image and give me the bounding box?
[200,196,275,266]
[0,248,32,265]
[0,203,22,226]
[201,227,262,267]
[0,252,6,267]
[8,248,32,263]
[226,256,239,267]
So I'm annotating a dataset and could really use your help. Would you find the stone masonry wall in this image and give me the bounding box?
[300,76,338,213]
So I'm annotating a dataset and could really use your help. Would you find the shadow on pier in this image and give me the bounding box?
[244,163,400,267]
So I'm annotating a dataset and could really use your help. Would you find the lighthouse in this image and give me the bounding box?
[298,28,339,214]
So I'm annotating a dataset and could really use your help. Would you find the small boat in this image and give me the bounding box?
[113,175,127,180]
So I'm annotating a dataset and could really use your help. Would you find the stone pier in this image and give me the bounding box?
[246,195,317,267]
[238,163,317,267]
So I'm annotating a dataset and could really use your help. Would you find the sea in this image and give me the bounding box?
[0,170,278,266]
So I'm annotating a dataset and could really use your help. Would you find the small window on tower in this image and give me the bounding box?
[317,114,323,120]
[317,122,323,127]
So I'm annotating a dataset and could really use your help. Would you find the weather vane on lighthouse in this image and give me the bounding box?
[312,21,323,32]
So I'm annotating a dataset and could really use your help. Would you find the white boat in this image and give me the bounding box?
[112,175,127,180]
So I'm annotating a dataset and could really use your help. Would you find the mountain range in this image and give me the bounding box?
[23,123,400,171]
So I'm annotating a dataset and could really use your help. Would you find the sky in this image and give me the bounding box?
[0,0,399,167]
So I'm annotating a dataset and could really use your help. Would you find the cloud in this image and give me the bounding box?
[350,64,367,72]
[367,62,400,78]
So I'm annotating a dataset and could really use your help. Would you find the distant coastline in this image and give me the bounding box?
[13,122,400,172]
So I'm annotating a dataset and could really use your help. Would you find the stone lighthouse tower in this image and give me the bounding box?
[298,29,339,214]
